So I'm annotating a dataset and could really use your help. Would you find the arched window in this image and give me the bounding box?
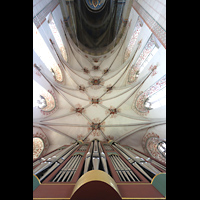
[33,80,57,114]
[33,137,44,160]
[133,74,166,116]
[124,17,143,62]
[33,23,63,82]
[142,132,166,164]
[47,13,68,62]
[128,34,160,83]
[157,141,166,158]
[144,87,166,110]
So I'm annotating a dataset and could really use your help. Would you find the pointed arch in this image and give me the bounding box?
[128,34,160,83]
[132,74,166,116]
[33,80,58,115]
[33,23,64,83]
[124,17,143,62]
[47,13,68,62]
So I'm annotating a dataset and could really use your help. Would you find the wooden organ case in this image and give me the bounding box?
[33,140,166,200]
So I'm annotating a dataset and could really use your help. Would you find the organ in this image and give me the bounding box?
[33,140,166,199]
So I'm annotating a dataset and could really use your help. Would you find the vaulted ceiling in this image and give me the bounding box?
[33,0,166,155]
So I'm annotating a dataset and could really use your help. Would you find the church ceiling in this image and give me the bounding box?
[33,0,166,157]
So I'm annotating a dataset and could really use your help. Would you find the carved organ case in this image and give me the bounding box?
[33,140,166,200]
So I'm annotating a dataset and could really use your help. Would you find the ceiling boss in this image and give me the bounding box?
[86,0,106,11]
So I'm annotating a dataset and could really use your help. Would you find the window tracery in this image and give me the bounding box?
[33,23,64,83]
[157,141,166,158]
[48,13,68,62]
[142,132,166,164]
[124,17,143,62]
[33,80,57,115]
[132,74,166,116]
[128,34,160,83]
[33,137,44,160]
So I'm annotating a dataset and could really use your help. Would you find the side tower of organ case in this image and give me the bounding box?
[33,140,166,200]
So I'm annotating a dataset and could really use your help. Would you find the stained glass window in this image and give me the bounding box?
[33,80,56,112]
[48,14,68,62]
[157,141,166,158]
[124,17,143,62]
[144,87,166,110]
[128,34,160,83]
[33,23,63,82]
[33,137,44,159]
[133,75,166,116]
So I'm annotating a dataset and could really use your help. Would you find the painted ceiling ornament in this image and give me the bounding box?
[128,66,140,83]
[103,68,109,75]
[132,90,150,117]
[91,98,100,106]
[142,132,166,164]
[148,64,158,77]
[106,84,113,94]
[105,106,121,118]
[124,17,143,62]
[128,34,156,84]
[70,104,86,116]
[33,137,44,160]
[78,85,86,93]
[85,0,106,11]
[88,96,102,106]
[87,118,106,137]
[132,75,166,116]
[93,66,99,70]
[39,90,58,116]
[83,68,90,74]
[33,128,49,160]
[88,77,104,89]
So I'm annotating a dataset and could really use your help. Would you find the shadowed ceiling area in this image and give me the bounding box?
[74,0,124,49]
[33,0,166,158]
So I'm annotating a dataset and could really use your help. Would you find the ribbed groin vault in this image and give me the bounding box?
[33,0,166,199]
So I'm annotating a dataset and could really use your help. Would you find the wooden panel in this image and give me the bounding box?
[33,184,74,199]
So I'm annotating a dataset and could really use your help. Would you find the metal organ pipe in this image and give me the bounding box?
[113,143,155,181]
[92,140,100,170]
[109,154,140,182]
[33,143,79,182]
[83,141,93,174]
[98,142,108,174]
[83,140,109,174]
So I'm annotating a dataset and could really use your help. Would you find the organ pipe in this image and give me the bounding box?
[83,141,93,174]
[98,142,108,174]
[33,142,79,181]
[92,140,100,170]
[113,143,156,181]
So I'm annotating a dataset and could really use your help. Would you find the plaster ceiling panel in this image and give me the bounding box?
[56,89,90,108]
[103,66,127,87]
[103,125,142,142]
[60,68,80,88]
[119,128,148,152]
[40,127,75,146]
[64,65,90,86]
[101,87,133,101]
[42,112,89,125]
[104,113,147,126]
[101,86,137,109]
[84,104,107,122]
[57,87,89,101]
[47,125,89,141]
[86,87,106,98]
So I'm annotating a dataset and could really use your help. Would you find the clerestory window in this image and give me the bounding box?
[33,23,63,82]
